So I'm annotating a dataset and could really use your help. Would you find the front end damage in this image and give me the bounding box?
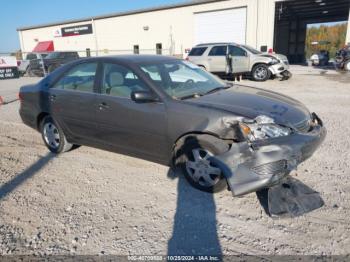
[210,113,326,197]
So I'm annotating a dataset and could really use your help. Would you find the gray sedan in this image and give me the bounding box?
[19,55,326,196]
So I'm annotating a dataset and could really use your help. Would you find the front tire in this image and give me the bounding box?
[40,116,72,154]
[175,137,228,193]
[252,64,271,81]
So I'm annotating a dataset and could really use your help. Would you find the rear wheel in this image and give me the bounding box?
[252,64,270,81]
[40,116,72,154]
[175,137,228,193]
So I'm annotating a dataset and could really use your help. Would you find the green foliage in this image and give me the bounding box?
[305,22,348,59]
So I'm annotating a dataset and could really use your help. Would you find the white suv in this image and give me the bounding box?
[187,43,291,81]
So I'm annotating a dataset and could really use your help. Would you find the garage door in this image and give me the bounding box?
[194,8,247,45]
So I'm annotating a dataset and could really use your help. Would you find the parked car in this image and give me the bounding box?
[29,51,79,76]
[335,46,350,71]
[187,43,291,81]
[17,52,49,76]
[19,55,325,196]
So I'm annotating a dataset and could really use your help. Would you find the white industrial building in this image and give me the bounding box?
[18,0,350,63]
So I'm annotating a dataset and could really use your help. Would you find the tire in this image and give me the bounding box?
[252,64,271,82]
[40,115,72,154]
[175,136,228,193]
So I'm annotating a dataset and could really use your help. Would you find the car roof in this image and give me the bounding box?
[195,42,240,47]
[78,54,180,64]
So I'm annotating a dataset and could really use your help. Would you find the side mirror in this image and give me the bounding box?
[131,90,159,103]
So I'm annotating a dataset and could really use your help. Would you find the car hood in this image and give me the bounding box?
[187,85,311,127]
[259,53,288,62]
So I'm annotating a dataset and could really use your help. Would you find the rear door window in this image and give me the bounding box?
[189,47,207,56]
[52,62,98,93]
[208,46,227,56]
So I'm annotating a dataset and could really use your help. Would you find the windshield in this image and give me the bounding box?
[241,45,262,55]
[140,60,227,99]
[45,52,60,59]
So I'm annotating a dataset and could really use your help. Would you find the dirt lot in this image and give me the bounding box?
[0,67,349,256]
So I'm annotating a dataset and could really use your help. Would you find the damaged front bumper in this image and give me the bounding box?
[269,62,289,76]
[210,121,326,197]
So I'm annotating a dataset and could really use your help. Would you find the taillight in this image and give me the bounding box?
[185,57,189,61]
[18,93,24,102]
[17,61,21,67]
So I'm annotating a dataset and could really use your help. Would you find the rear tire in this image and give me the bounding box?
[175,136,228,193]
[40,115,72,154]
[252,64,271,82]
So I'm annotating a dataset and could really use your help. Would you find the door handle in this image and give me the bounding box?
[98,102,109,110]
[49,94,56,101]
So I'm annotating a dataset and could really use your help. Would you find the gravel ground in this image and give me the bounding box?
[0,66,349,256]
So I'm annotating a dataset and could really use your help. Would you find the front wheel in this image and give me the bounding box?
[252,64,271,81]
[40,116,72,154]
[175,137,228,193]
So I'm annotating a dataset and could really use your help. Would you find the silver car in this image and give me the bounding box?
[187,43,291,81]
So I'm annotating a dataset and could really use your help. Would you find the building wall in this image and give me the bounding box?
[18,0,278,56]
[19,20,96,55]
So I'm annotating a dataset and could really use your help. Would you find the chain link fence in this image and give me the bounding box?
[0,48,181,77]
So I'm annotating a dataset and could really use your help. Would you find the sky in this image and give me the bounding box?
[0,0,187,52]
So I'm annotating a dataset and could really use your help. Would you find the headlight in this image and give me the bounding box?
[270,58,280,65]
[240,115,291,141]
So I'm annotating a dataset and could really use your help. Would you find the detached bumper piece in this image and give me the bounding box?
[209,119,326,197]
[267,177,324,217]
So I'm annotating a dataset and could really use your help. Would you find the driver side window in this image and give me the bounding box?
[52,63,97,93]
[102,63,148,98]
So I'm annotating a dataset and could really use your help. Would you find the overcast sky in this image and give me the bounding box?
[0,0,186,52]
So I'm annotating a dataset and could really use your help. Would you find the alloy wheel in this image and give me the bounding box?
[43,122,60,149]
[185,148,222,187]
[254,66,268,80]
